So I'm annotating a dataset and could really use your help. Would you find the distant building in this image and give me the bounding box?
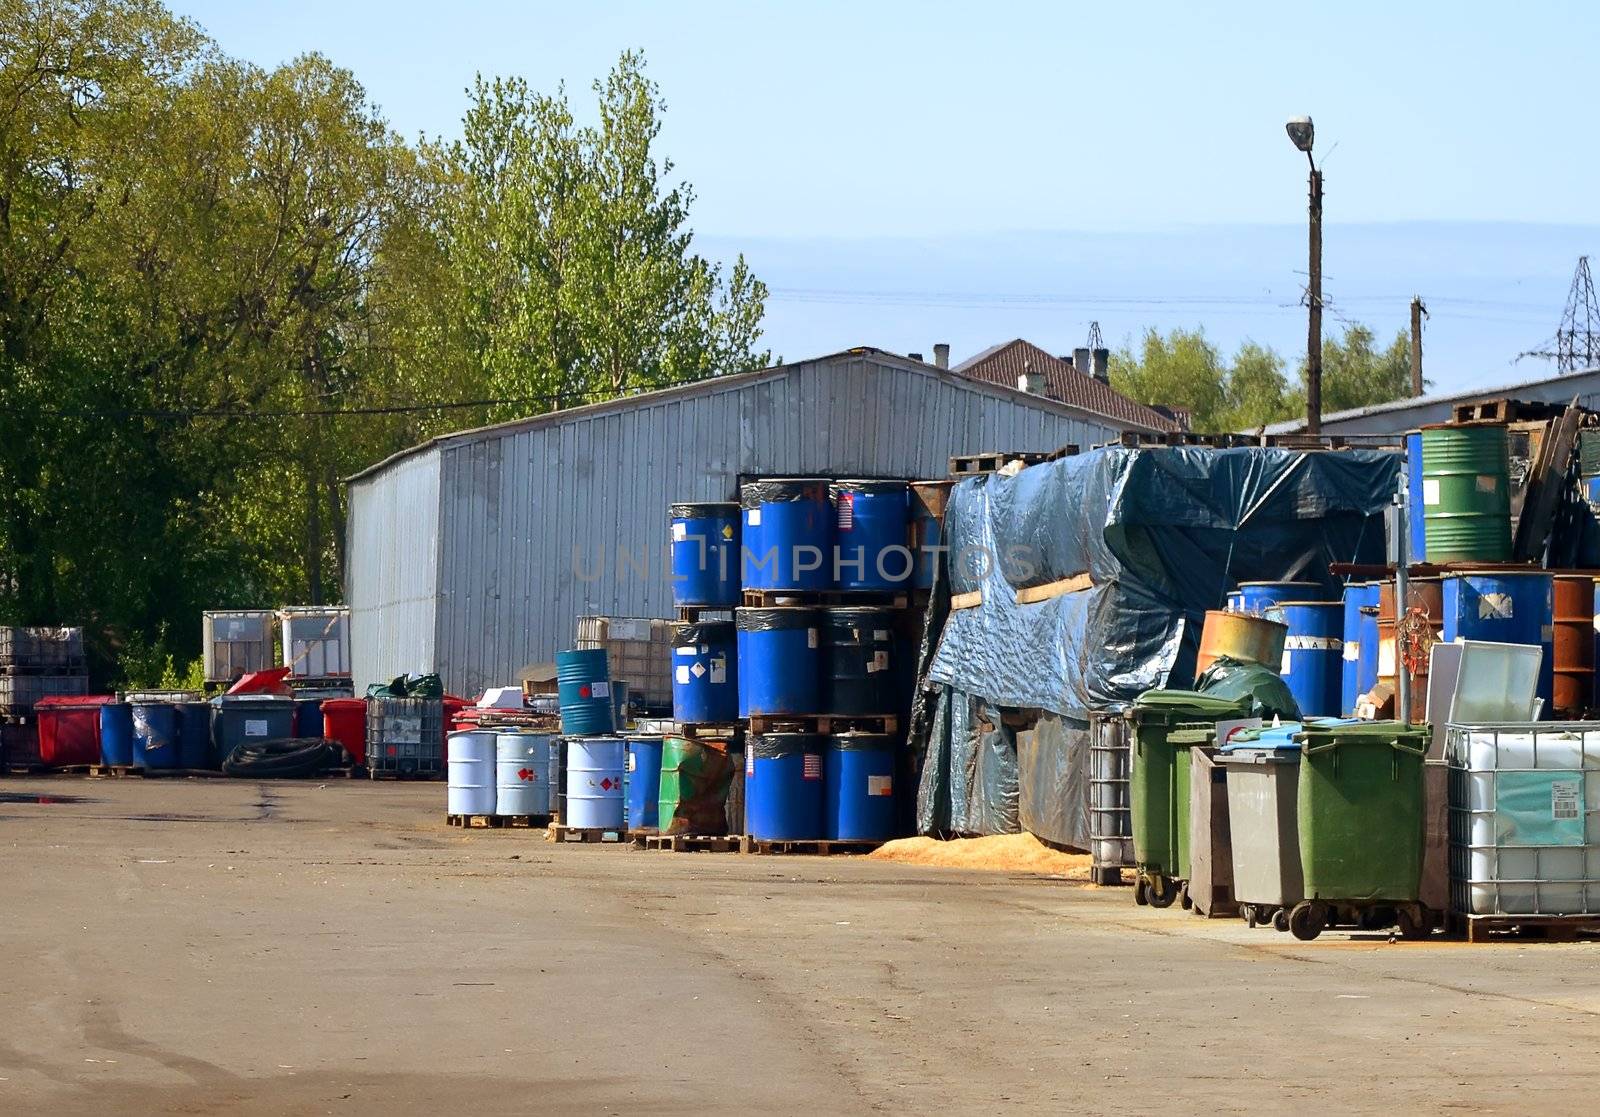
[344,347,1171,694]
[1259,366,1600,436]
[952,338,1186,432]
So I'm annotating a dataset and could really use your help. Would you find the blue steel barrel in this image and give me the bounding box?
[624,735,664,831]
[1406,431,1427,563]
[746,732,825,840]
[1278,601,1343,718]
[130,703,179,770]
[672,621,738,724]
[1237,581,1328,617]
[1442,572,1555,711]
[909,481,954,590]
[1226,590,1244,612]
[821,607,899,716]
[556,648,616,735]
[735,607,821,717]
[178,702,211,769]
[99,702,134,767]
[1340,582,1379,715]
[293,698,323,739]
[670,501,741,608]
[822,732,897,841]
[1357,591,1381,705]
[740,479,833,591]
[830,480,911,590]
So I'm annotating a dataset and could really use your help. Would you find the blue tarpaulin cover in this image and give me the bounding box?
[912,445,1400,846]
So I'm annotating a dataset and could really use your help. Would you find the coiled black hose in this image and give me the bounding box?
[222,737,343,779]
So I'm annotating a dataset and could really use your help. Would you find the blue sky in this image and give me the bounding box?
[175,0,1600,396]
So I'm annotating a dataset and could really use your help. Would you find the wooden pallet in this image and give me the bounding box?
[675,605,734,623]
[366,769,444,781]
[739,836,885,856]
[746,713,898,736]
[1450,912,1600,943]
[1449,398,1568,426]
[676,722,744,741]
[739,589,909,609]
[948,450,1056,477]
[546,823,627,844]
[88,765,225,779]
[446,813,550,830]
[633,832,740,853]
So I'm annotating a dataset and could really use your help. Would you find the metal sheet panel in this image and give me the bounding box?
[346,445,441,692]
[369,354,1135,695]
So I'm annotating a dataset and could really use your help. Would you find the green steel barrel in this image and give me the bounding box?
[1419,425,1511,562]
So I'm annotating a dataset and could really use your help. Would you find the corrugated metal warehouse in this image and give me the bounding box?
[344,348,1167,694]
[1260,365,1600,435]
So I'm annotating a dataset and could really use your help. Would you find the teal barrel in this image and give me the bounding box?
[557,648,616,735]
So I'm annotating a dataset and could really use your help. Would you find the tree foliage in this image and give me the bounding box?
[1110,324,1416,433]
[0,0,770,680]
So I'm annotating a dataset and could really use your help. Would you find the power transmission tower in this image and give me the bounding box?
[1520,256,1600,373]
[1086,321,1104,350]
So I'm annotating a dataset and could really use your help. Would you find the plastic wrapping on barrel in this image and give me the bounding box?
[657,736,734,836]
[1194,658,1301,721]
[130,703,179,769]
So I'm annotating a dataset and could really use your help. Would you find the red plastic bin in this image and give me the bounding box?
[35,695,116,767]
[321,697,368,765]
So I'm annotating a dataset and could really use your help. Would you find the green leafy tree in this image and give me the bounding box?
[1316,324,1414,414]
[1109,327,1228,430]
[1221,341,1302,431]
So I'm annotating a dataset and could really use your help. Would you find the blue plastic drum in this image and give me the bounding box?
[1237,581,1328,617]
[624,736,664,830]
[1442,572,1555,711]
[99,702,134,767]
[1278,601,1343,718]
[746,732,824,840]
[130,703,179,770]
[672,621,738,724]
[822,732,897,841]
[830,480,911,590]
[741,479,833,591]
[735,607,821,717]
[1340,582,1379,715]
[178,702,211,769]
[670,501,741,608]
[1406,431,1427,563]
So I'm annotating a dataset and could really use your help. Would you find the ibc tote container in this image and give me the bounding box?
[279,607,352,679]
[203,610,277,683]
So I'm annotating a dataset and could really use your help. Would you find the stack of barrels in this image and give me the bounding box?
[669,477,938,844]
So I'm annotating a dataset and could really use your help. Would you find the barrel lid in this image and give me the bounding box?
[1272,600,1342,609]
[736,606,820,630]
[1237,580,1322,588]
[668,501,739,518]
[740,479,829,508]
[831,479,908,494]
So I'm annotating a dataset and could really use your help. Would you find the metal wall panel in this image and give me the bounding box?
[367,354,1135,694]
[345,446,441,691]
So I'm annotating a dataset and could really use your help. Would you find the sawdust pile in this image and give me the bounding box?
[868,833,1093,878]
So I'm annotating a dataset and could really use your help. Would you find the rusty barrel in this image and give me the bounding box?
[1552,575,1595,717]
[1196,609,1288,680]
[1377,578,1442,719]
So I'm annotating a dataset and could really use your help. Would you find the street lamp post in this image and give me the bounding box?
[1287,115,1321,435]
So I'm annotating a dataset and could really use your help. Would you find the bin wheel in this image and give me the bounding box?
[1241,904,1259,928]
[1134,878,1150,906]
[1395,905,1429,940]
[1146,875,1178,909]
[1180,884,1193,911]
[1271,907,1291,933]
[1288,901,1326,942]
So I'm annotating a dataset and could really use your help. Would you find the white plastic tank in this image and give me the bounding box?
[496,731,552,817]
[565,736,626,829]
[1449,723,1600,915]
[446,730,498,817]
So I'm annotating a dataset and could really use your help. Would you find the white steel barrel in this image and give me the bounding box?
[566,736,625,828]
[496,731,552,817]
[446,730,498,816]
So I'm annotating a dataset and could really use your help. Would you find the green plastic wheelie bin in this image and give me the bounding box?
[1127,690,1252,908]
[1287,721,1430,941]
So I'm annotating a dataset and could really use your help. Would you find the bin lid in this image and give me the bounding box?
[1221,722,1304,752]
[32,695,115,711]
[212,693,294,708]
[1294,720,1430,749]
[1130,689,1252,724]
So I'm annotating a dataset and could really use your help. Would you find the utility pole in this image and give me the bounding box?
[1306,166,1323,433]
[1409,296,1427,397]
[1287,116,1321,434]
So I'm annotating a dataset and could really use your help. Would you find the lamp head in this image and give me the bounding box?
[1286,116,1315,153]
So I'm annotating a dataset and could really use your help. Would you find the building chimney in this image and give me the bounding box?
[1073,347,1091,377]
[1016,361,1045,395]
[1060,354,1076,367]
[1091,348,1110,384]
[908,351,923,362]
[933,342,950,370]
